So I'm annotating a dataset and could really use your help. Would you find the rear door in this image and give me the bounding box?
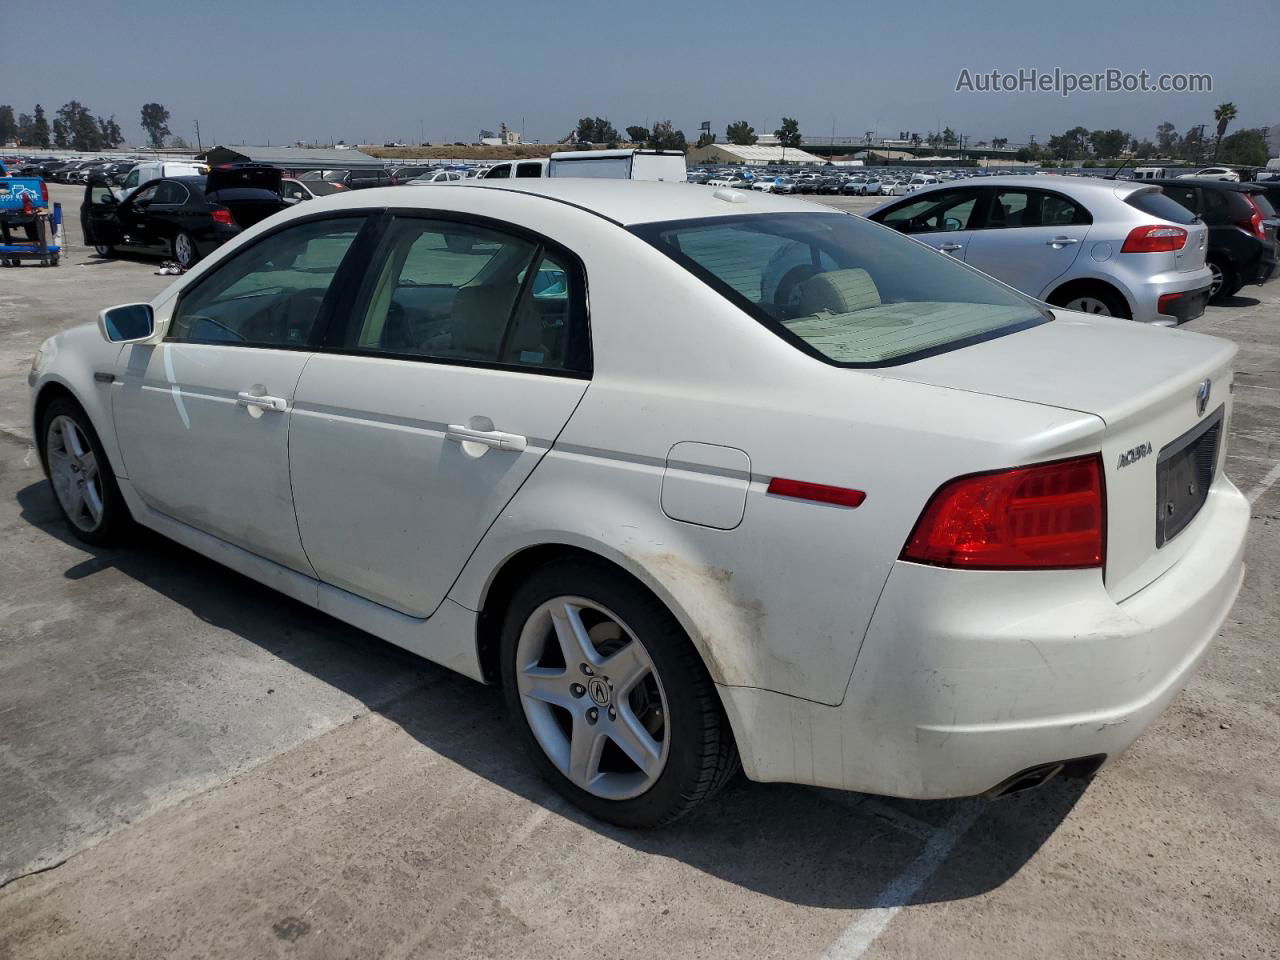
[147,180,191,252]
[288,214,591,617]
[962,187,1090,297]
[119,182,163,250]
[871,187,983,259]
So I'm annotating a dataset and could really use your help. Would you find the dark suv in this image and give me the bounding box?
[1149,179,1278,301]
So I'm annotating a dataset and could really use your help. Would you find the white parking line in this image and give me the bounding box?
[1246,461,1280,505]
[819,801,982,960]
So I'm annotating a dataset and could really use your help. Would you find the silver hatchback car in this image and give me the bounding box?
[868,175,1213,324]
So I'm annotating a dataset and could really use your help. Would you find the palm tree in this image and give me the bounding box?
[1212,102,1237,160]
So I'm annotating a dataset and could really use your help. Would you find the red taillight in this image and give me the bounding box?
[40,180,49,205]
[901,455,1105,570]
[1121,224,1187,253]
[1157,292,1183,315]
[21,195,34,216]
[1233,196,1267,240]
[210,207,234,225]
[767,477,866,508]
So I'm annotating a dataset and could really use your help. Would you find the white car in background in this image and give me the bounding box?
[859,176,883,195]
[870,175,1215,324]
[30,180,1247,828]
[407,170,465,185]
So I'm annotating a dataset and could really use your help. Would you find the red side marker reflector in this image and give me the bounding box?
[767,477,866,508]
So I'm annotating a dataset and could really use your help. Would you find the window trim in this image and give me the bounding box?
[316,207,593,380]
[166,209,383,350]
[629,212,1049,370]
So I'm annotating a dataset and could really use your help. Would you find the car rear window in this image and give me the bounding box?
[1249,191,1276,218]
[631,212,1047,367]
[1128,188,1199,224]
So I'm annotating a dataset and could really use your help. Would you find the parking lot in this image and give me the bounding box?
[0,183,1277,959]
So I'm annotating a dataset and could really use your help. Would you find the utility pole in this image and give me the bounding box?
[194,119,202,153]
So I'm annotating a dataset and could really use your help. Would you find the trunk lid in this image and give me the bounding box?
[881,311,1236,600]
[205,162,282,195]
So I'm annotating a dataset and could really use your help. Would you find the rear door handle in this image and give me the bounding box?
[236,391,288,412]
[446,425,528,452]
[1047,236,1080,246]
[939,242,964,252]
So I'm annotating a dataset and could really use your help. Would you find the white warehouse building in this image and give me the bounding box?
[685,142,827,166]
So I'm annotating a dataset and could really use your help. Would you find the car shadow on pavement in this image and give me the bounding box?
[17,480,1090,911]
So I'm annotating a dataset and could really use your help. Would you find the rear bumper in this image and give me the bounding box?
[1128,267,1215,325]
[719,479,1249,799]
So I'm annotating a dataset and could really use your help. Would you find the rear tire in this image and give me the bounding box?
[499,558,739,828]
[1207,258,1238,303]
[39,397,134,546]
[172,231,198,270]
[94,244,114,258]
[1049,283,1131,320]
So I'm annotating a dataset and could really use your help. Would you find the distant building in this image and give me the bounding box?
[197,145,383,174]
[686,142,825,166]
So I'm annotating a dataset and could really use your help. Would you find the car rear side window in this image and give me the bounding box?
[1132,188,1199,223]
[169,217,367,347]
[336,217,590,374]
[633,212,1046,367]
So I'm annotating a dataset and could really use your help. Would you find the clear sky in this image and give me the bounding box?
[4,0,1274,148]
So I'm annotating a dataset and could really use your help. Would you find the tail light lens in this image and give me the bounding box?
[21,195,34,216]
[210,207,234,225]
[1233,196,1267,240]
[1121,224,1188,253]
[40,180,49,205]
[901,455,1106,570]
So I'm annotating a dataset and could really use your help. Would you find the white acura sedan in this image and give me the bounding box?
[29,181,1249,828]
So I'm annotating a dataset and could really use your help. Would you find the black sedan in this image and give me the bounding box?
[82,164,286,269]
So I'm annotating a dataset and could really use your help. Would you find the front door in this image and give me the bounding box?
[80,177,122,249]
[118,181,162,251]
[873,188,984,261]
[289,214,591,617]
[113,214,371,573]
[962,188,1091,298]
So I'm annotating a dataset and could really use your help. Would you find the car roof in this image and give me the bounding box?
[904,173,1145,197]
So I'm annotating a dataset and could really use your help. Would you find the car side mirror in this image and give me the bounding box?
[98,303,155,344]
[282,196,301,205]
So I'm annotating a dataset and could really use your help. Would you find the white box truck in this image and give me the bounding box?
[547,149,687,182]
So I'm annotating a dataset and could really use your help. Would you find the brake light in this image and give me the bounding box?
[1121,225,1187,253]
[21,194,34,216]
[210,207,234,225]
[767,476,866,508]
[901,454,1105,570]
[1233,196,1267,240]
[40,180,48,205]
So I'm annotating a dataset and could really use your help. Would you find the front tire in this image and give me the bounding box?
[500,559,739,828]
[94,243,114,258]
[40,398,133,546]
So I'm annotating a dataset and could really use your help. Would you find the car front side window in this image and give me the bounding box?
[878,190,980,234]
[168,217,368,347]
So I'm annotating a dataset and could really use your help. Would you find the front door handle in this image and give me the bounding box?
[236,391,288,412]
[446,424,527,452]
[1047,236,1080,246]
[939,242,964,252]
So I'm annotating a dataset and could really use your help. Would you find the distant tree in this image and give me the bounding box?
[140,102,171,149]
[169,134,190,149]
[575,116,617,144]
[98,115,124,148]
[991,137,1008,150]
[910,132,922,149]
[1088,128,1129,159]
[925,131,942,149]
[1180,124,1206,163]
[775,118,801,148]
[646,120,687,152]
[625,125,649,143]
[16,112,33,145]
[1212,102,1237,160]
[695,130,716,148]
[0,105,14,144]
[1133,139,1157,159]
[31,104,50,148]
[941,126,957,146]
[1155,121,1179,155]
[1047,126,1089,160]
[725,120,756,145]
[1218,127,1268,166]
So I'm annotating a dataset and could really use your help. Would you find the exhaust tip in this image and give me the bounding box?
[986,754,1106,799]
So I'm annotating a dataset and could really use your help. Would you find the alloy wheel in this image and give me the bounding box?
[46,415,104,532]
[1064,296,1113,316]
[1208,262,1224,299]
[515,596,670,800]
[174,233,195,269]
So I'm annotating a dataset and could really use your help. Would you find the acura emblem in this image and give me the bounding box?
[1196,379,1211,417]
